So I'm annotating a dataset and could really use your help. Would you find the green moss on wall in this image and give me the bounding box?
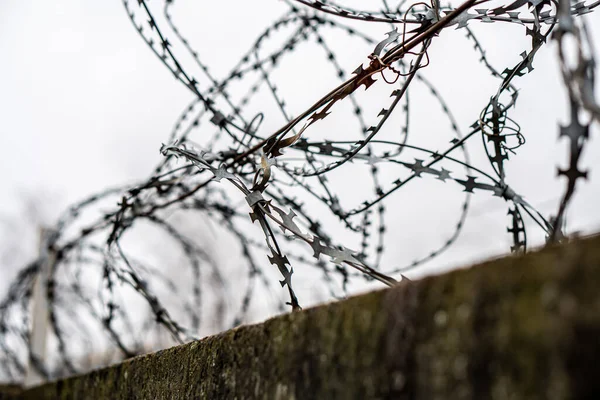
[20,234,600,399]
[0,385,22,400]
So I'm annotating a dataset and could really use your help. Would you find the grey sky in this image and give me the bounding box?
[1,0,599,305]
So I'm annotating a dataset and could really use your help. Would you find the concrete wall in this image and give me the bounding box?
[7,234,600,399]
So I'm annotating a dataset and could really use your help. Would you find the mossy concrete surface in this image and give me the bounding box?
[0,385,22,400]
[20,234,600,399]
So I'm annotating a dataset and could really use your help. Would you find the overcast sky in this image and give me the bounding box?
[1,0,599,302]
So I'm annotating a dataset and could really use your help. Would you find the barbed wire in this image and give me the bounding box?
[0,0,597,382]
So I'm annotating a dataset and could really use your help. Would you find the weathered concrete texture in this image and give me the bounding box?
[0,385,22,400]
[22,234,600,399]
